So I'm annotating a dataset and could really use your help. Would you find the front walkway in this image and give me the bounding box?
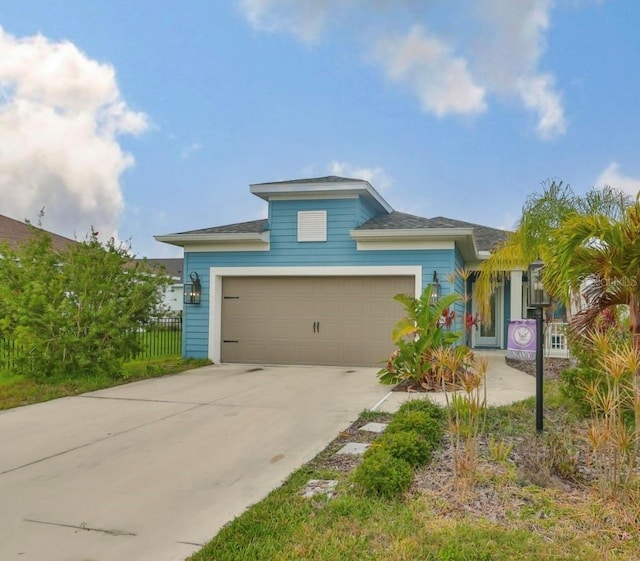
[374,351,536,413]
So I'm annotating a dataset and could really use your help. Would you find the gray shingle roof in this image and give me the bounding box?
[252,175,364,186]
[136,258,184,278]
[175,218,268,235]
[355,211,508,252]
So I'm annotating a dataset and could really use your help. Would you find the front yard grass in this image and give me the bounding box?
[189,381,640,561]
[0,356,210,410]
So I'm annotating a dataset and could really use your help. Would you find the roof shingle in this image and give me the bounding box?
[355,211,508,251]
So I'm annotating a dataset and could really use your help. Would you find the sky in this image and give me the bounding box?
[0,0,639,258]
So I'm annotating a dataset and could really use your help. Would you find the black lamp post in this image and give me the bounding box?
[528,259,551,433]
[430,270,441,304]
[184,272,202,305]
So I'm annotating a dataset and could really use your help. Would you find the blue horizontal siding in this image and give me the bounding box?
[181,197,470,359]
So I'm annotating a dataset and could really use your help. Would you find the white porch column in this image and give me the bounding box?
[510,270,523,320]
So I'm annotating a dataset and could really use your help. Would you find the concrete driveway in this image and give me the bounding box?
[0,364,389,561]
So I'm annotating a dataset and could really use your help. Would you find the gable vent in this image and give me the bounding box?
[297,210,327,242]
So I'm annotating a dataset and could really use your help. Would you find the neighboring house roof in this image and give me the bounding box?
[0,214,78,252]
[136,258,184,280]
[354,211,508,252]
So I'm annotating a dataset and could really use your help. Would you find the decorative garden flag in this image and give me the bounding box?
[507,320,536,361]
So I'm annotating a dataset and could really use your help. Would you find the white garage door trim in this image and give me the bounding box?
[208,266,422,363]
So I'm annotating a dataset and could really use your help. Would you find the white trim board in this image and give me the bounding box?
[207,265,422,364]
[356,240,454,251]
[183,242,270,252]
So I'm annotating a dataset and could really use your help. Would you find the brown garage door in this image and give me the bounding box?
[220,276,414,366]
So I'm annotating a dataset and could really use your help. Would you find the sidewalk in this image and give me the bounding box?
[373,351,536,413]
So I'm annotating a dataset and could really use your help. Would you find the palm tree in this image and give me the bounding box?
[543,198,640,353]
[475,181,629,325]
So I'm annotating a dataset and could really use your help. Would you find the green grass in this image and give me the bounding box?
[136,329,182,358]
[0,356,210,410]
[189,381,640,561]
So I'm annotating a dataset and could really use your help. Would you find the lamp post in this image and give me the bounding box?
[528,259,551,433]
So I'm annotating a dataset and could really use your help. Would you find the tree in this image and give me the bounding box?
[475,181,630,324]
[543,198,640,353]
[0,228,170,379]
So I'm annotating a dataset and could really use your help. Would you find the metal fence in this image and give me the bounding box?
[0,316,183,371]
[134,316,183,359]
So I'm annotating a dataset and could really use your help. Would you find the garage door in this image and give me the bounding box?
[221,276,414,366]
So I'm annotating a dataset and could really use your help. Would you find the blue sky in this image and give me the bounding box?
[1,1,639,257]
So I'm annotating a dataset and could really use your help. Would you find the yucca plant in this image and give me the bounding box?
[432,346,488,481]
[582,331,640,499]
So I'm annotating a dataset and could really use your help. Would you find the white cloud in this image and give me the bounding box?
[180,142,202,160]
[595,162,640,196]
[373,25,486,117]
[328,161,393,190]
[517,73,566,138]
[238,0,337,43]
[475,0,565,138]
[0,27,148,240]
[237,0,567,139]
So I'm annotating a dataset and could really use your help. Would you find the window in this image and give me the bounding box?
[297,210,327,242]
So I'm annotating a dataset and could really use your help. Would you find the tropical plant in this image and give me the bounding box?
[377,284,462,388]
[432,346,489,480]
[580,331,640,499]
[475,181,630,326]
[543,197,640,354]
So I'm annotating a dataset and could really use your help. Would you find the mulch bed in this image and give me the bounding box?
[506,356,571,380]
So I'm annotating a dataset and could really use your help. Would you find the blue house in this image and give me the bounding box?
[156,176,526,366]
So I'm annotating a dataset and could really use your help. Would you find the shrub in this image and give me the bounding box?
[398,398,445,421]
[559,366,601,417]
[386,410,442,447]
[376,430,433,467]
[352,448,413,498]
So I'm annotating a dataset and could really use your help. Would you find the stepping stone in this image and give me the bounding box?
[301,479,338,499]
[360,422,388,434]
[336,442,370,455]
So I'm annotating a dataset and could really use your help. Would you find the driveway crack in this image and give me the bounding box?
[24,518,136,537]
[81,395,206,405]
[1,403,206,476]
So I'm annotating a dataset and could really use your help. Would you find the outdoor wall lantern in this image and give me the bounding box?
[184,272,202,305]
[430,270,441,304]
[528,258,551,433]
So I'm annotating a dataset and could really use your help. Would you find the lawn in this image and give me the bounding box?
[0,355,210,410]
[189,381,640,561]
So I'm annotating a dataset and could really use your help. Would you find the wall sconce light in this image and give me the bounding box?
[430,270,441,304]
[184,272,202,305]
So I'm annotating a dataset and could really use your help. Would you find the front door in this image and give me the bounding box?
[472,283,501,347]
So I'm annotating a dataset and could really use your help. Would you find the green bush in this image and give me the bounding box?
[352,448,413,498]
[376,430,433,467]
[559,366,599,417]
[386,410,442,446]
[397,398,445,421]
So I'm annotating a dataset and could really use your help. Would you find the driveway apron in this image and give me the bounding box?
[0,364,389,561]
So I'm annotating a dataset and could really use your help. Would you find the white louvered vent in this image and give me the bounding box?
[297,210,327,242]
